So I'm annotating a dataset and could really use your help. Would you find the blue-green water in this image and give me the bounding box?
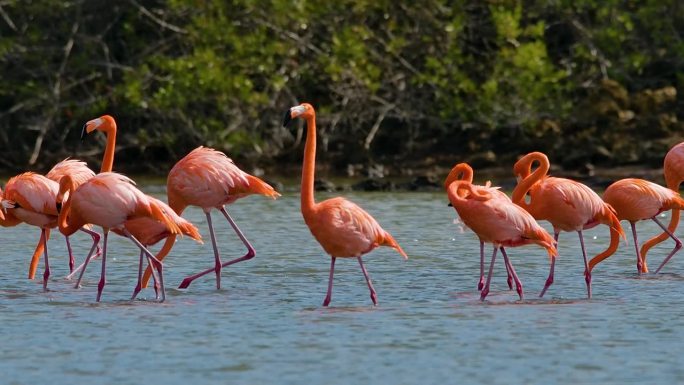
[1,190,683,384]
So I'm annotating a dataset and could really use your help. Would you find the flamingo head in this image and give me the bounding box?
[283,103,314,126]
[82,115,116,140]
[55,175,74,212]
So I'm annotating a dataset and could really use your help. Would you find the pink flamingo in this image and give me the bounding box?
[72,115,202,298]
[446,177,556,301]
[26,158,98,279]
[512,152,625,298]
[138,146,280,290]
[444,163,515,291]
[640,142,684,272]
[284,103,407,306]
[57,172,188,301]
[593,178,684,274]
[1,172,100,290]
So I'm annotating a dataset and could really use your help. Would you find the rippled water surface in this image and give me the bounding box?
[2,190,684,384]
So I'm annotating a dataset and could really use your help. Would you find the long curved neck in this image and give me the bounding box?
[301,114,317,215]
[444,164,474,190]
[101,124,117,173]
[511,155,550,209]
[58,178,81,236]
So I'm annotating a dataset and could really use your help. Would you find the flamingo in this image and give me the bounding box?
[284,103,407,306]
[26,158,98,280]
[1,172,100,290]
[135,146,281,290]
[444,163,515,291]
[640,142,684,272]
[56,172,189,301]
[592,178,684,274]
[72,115,202,299]
[511,152,625,298]
[446,178,556,301]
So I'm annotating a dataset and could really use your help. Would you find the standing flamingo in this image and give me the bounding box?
[447,178,556,301]
[1,172,99,290]
[444,163,514,291]
[26,158,98,280]
[72,115,202,298]
[639,142,684,272]
[57,172,186,301]
[284,103,407,306]
[512,152,625,298]
[137,146,280,290]
[592,178,684,274]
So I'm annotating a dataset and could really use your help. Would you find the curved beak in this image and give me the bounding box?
[282,109,292,127]
[81,123,89,141]
[56,201,62,214]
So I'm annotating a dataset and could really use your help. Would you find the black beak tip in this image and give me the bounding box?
[80,124,88,141]
[56,201,62,213]
[282,110,292,127]
[447,202,453,207]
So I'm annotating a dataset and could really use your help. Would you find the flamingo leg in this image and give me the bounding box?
[131,250,145,300]
[478,240,485,291]
[480,247,498,301]
[178,211,221,289]
[65,235,74,273]
[178,207,256,289]
[67,228,102,281]
[540,232,560,298]
[500,247,523,300]
[41,228,50,291]
[74,228,102,288]
[122,228,165,302]
[357,256,378,306]
[503,244,513,290]
[323,257,336,306]
[578,230,592,299]
[652,216,683,274]
[630,222,643,274]
[96,231,109,302]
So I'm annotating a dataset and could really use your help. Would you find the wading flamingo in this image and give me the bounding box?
[139,146,280,290]
[1,173,100,290]
[57,172,186,302]
[26,159,99,280]
[640,142,684,272]
[593,178,684,274]
[447,179,556,301]
[444,163,514,291]
[512,152,625,298]
[284,103,407,306]
[74,115,202,299]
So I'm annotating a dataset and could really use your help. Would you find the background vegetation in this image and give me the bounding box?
[0,0,682,179]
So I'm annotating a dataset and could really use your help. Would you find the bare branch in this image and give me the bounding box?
[364,104,395,150]
[0,3,16,31]
[130,0,187,34]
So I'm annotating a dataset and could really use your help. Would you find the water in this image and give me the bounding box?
[1,190,683,384]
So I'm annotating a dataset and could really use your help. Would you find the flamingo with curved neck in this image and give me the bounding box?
[511,152,625,298]
[284,102,406,306]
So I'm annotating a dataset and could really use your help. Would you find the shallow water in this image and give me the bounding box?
[1,190,683,384]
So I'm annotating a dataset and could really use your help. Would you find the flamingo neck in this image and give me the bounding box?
[511,154,549,210]
[444,164,473,190]
[58,177,80,236]
[301,114,317,215]
[101,123,117,173]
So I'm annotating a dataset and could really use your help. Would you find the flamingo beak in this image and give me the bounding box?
[81,123,89,141]
[282,109,292,127]
[56,201,62,214]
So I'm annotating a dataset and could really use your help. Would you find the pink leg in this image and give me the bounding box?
[357,256,378,306]
[123,228,165,302]
[481,247,498,301]
[630,222,643,274]
[75,228,100,289]
[578,230,592,298]
[500,247,523,300]
[131,250,145,300]
[178,207,256,289]
[65,236,74,273]
[96,231,109,302]
[67,228,102,280]
[323,257,336,306]
[540,232,560,297]
[478,240,485,291]
[42,229,50,291]
[503,242,513,290]
[653,216,683,274]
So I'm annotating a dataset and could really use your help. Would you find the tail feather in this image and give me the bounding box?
[246,175,281,199]
[148,199,181,236]
[600,203,627,241]
[380,231,408,260]
[529,227,556,258]
[178,219,202,242]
